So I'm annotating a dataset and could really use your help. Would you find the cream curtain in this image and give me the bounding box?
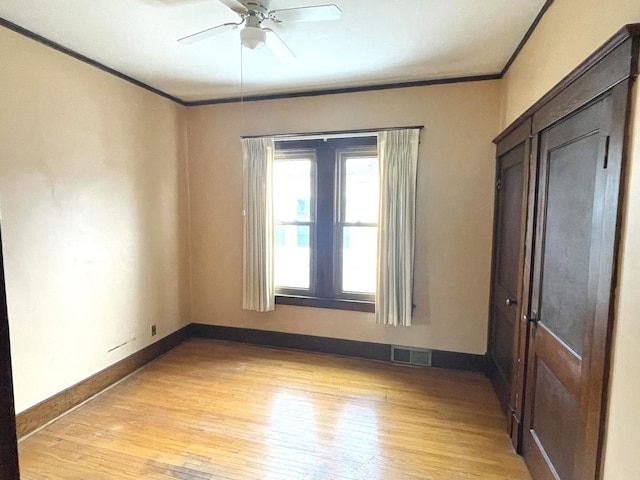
[242,137,275,312]
[376,129,420,326]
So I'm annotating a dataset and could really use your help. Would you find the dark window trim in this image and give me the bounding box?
[275,295,375,313]
[246,126,423,140]
[274,136,378,312]
[275,137,377,150]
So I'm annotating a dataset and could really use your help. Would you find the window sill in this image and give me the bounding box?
[275,295,375,313]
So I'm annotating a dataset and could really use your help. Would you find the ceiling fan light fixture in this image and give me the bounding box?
[241,26,267,49]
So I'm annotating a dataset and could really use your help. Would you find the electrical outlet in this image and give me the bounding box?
[151,325,157,336]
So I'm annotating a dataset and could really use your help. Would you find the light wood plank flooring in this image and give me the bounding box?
[18,339,530,479]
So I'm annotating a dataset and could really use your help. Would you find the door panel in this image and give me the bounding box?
[488,141,528,417]
[532,357,578,480]
[494,149,526,381]
[523,92,620,480]
[540,132,599,357]
[493,307,514,384]
[497,157,525,293]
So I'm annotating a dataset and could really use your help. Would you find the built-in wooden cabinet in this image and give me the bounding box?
[487,25,640,480]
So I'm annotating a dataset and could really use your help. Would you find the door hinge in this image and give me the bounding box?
[603,135,610,169]
[496,177,502,191]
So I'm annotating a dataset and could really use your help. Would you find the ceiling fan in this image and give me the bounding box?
[178,0,342,63]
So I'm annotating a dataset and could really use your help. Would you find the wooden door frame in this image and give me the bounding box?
[493,24,640,478]
[524,91,621,480]
[0,226,20,479]
[524,40,636,480]
[487,117,532,450]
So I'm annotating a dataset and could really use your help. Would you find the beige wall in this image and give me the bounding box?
[607,87,640,480]
[502,0,640,128]
[187,81,501,354]
[500,1,640,478]
[2,0,636,473]
[0,27,191,413]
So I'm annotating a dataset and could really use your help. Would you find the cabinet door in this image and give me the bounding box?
[0,225,20,480]
[488,120,530,440]
[523,84,626,480]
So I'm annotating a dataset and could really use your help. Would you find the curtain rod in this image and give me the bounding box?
[241,126,424,142]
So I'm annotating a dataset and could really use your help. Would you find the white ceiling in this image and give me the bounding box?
[0,0,547,102]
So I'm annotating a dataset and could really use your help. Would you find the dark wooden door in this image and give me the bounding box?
[0,225,20,480]
[523,85,626,480]
[488,121,530,444]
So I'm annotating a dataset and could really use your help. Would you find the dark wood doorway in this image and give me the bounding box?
[489,26,639,479]
[522,84,627,480]
[0,225,20,479]
[487,119,530,445]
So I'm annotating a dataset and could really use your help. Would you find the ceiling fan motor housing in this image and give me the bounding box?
[241,0,270,18]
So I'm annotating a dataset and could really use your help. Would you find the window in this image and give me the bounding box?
[273,151,314,291]
[337,149,379,295]
[273,137,378,312]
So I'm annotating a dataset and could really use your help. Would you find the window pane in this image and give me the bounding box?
[274,160,311,222]
[275,225,310,289]
[296,225,309,247]
[275,225,286,246]
[342,226,377,294]
[344,156,379,223]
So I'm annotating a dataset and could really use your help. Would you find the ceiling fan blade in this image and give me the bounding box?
[269,4,342,23]
[178,22,242,45]
[218,0,248,14]
[264,29,296,63]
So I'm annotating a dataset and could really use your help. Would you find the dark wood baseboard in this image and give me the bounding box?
[190,324,486,372]
[431,349,487,372]
[191,324,390,361]
[15,322,486,440]
[16,325,192,439]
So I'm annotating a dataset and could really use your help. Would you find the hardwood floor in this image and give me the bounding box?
[18,339,530,479]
